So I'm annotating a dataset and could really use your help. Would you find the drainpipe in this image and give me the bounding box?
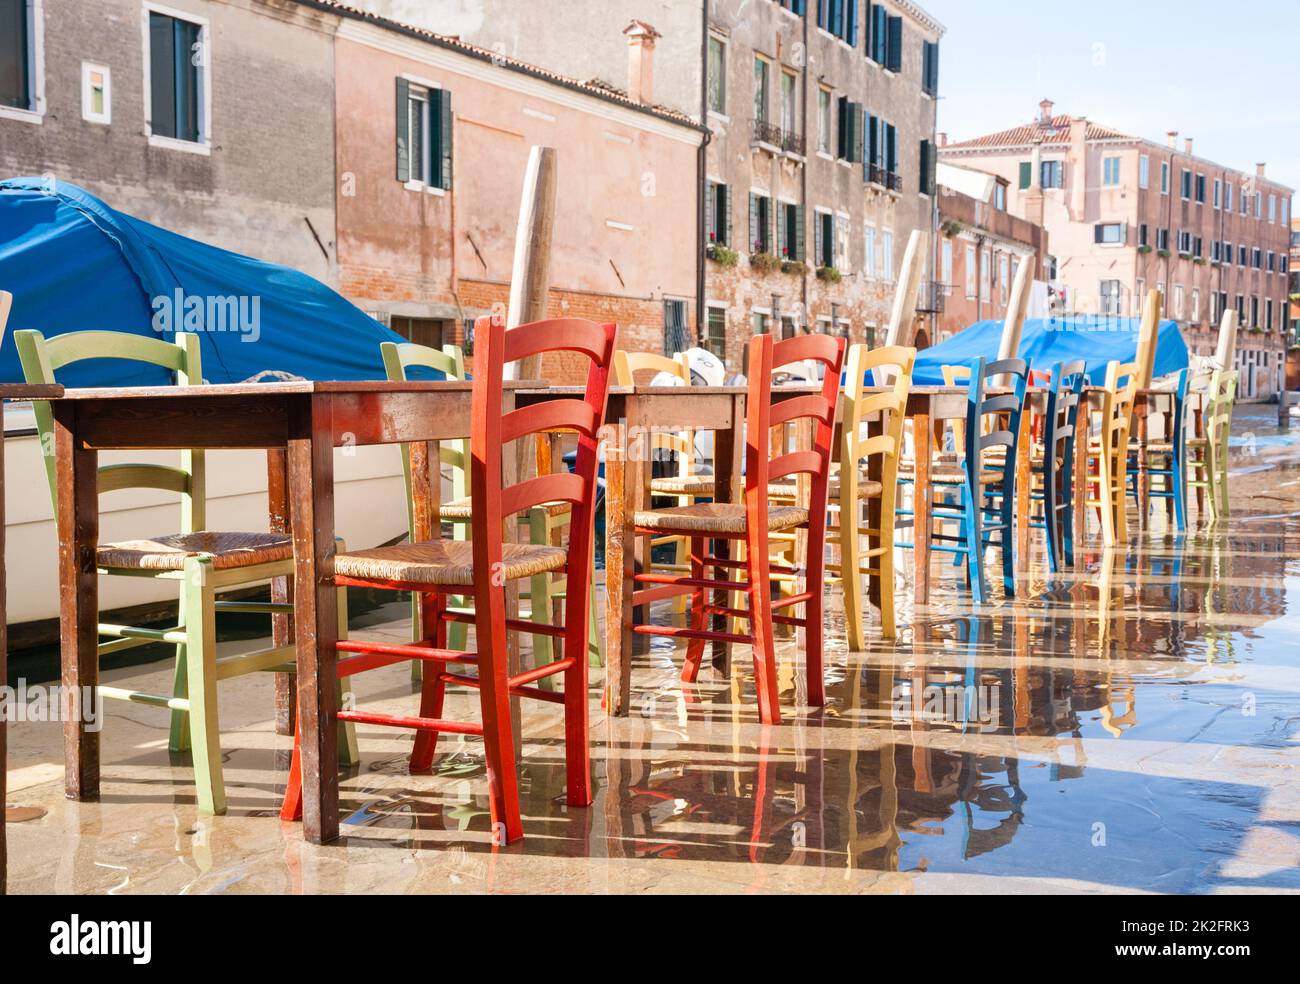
[696,0,711,344]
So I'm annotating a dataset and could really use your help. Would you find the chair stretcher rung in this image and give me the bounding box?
[632,624,751,644]
[99,623,186,644]
[634,573,749,592]
[437,672,567,704]
[772,591,815,610]
[336,709,484,735]
[98,686,188,710]
[337,639,478,665]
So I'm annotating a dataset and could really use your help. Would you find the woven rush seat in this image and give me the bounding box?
[649,474,715,495]
[435,496,571,521]
[97,531,292,572]
[768,476,884,501]
[336,539,565,587]
[634,502,807,534]
[930,466,1006,485]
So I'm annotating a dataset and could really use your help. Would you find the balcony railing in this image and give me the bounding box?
[866,164,902,191]
[915,280,947,314]
[753,120,805,157]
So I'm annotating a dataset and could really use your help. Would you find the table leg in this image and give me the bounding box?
[1,439,6,894]
[53,403,100,802]
[1015,410,1033,575]
[865,413,883,612]
[1136,398,1149,530]
[1073,400,1090,565]
[912,408,932,607]
[288,395,339,844]
[267,449,295,736]
[604,421,637,717]
[710,395,744,673]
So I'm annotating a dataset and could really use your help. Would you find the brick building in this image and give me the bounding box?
[0,0,340,283]
[701,0,944,371]
[933,161,1048,342]
[321,4,705,379]
[940,99,1294,400]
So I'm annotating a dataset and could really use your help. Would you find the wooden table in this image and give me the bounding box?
[557,383,969,718]
[45,379,545,845]
[1,383,64,895]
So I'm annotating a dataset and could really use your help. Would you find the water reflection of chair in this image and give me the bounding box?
[1095,552,1139,736]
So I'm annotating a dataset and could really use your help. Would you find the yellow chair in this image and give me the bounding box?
[1186,369,1237,520]
[1086,360,1140,546]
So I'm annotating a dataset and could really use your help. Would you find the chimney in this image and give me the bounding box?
[1038,98,1054,121]
[1256,162,1267,177]
[1184,136,1194,156]
[623,20,661,106]
[1166,130,1178,148]
[937,131,948,147]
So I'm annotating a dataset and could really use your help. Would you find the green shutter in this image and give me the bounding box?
[814,212,823,267]
[852,103,864,163]
[438,89,453,190]
[723,183,732,246]
[749,192,759,252]
[795,204,806,261]
[1018,161,1031,189]
[777,203,787,258]
[396,77,410,182]
[705,182,716,240]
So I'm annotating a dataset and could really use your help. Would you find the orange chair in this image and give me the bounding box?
[282,314,616,843]
[628,333,845,724]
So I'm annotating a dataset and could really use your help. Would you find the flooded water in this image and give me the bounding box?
[5,408,1300,894]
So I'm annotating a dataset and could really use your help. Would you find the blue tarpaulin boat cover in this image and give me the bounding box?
[911,315,1189,387]
[0,177,422,387]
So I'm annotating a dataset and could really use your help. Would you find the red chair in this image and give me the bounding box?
[630,333,845,724]
[281,314,616,844]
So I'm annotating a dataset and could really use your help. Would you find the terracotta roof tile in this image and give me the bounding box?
[942,114,1132,151]
[298,0,703,130]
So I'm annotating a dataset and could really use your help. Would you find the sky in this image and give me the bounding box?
[924,0,1300,194]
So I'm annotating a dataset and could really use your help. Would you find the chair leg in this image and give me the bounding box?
[335,539,359,768]
[964,484,986,604]
[410,592,447,772]
[804,517,827,708]
[169,577,191,753]
[587,574,603,668]
[280,719,303,822]
[1099,453,1118,547]
[1043,470,1060,574]
[681,537,708,683]
[183,557,226,816]
[477,632,524,845]
[562,569,592,808]
[672,530,689,620]
[840,500,867,652]
[1172,455,1186,531]
[1000,491,1016,597]
[879,482,898,640]
[746,524,781,725]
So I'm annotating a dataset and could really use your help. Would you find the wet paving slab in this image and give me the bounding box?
[5,409,1300,894]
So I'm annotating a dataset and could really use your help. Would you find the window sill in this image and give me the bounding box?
[708,110,730,125]
[148,134,211,156]
[816,150,835,162]
[404,180,447,197]
[0,105,44,125]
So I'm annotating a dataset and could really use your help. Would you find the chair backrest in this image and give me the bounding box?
[469,313,616,599]
[744,332,846,516]
[381,340,468,540]
[15,328,206,530]
[1165,367,1191,455]
[962,356,1030,481]
[1043,359,1089,467]
[1099,359,1141,466]
[1205,369,1236,456]
[843,344,916,486]
[612,350,695,468]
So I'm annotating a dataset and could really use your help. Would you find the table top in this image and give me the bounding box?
[44,379,547,400]
[0,383,62,399]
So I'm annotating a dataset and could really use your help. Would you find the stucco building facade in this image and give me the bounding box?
[940,99,1294,399]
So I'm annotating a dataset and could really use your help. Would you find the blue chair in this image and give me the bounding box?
[1029,360,1087,572]
[1127,368,1190,530]
[908,357,1030,604]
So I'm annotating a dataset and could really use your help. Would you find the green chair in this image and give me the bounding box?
[1186,369,1236,519]
[15,328,356,815]
[381,340,601,688]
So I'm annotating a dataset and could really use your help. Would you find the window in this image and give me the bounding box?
[663,299,689,356]
[780,69,798,141]
[1138,223,1150,247]
[837,96,861,162]
[1194,235,1203,259]
[1173,285,1185,320]
[980,246,991,302]
[1253,247,1262,269]
[0,0,39,115]
[1255,191,1262,218]
[921,40,939,96]
[1160,161,1169,194]
[749,191,773,254]
[753,56,769,124]
[1102,157,1121,186]
[999,254,1009,297]
[778,201,805,261]
[706,180,731,245]
[1266,298,1274,331]
[1177,229,1191,254]
[753,311,769,334]
[1191,288,1200,323]
[1222,240,1232,264]
[919,139,935,194]
[704,306,727,362]
[1213,178,1221,209]
[1195,173,1206,203]
[146,8,208,146]
[1241,187,1250,215]
[1268,194,1277,223]
[1251,295,1259,328]
[1211,239,1220,262]
[1239,244,1248,266]
[1139,155,1149,189]
[1100,280,1122,316]
[941,237,952,290]
[1267,250,1275,272]
[1041,160,1063,189]
[396,79,452,190]
[881,229,894,281]
[1225,182,1233,211]
[965,244,977,298]
[813,210,835,267]
[1283,199,1290,225]
[81,61,110,125]
[817,87,832,154]
[994,183,1005,210]
[864,224,876,279]
[1180,168,1192,200]
[707,36,726,114]
[1136,278,1145,305]
[1094,222,1125,245]
[1156,228,1169,251]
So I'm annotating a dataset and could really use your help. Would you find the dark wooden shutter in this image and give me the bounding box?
[1094,224,1105,244]
[749,192,759,252]
[1018,161,1031,189]
[817,0,828,31]
[777,203,787,258]
[723,183,732,245]
[795,204,806,261]
[847,0,858,45]
[887,16,902,72]
[868,114,879,169]
[705,182,716,240]
[872,5,887,61]
[847,102,861,163]
[919,139,929,193]
[437,89,453,190]
[814,212,823,268]
[863,1,872,54]
[395,77,411,182]
[886,123,897,174]
[837,95,848,158]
